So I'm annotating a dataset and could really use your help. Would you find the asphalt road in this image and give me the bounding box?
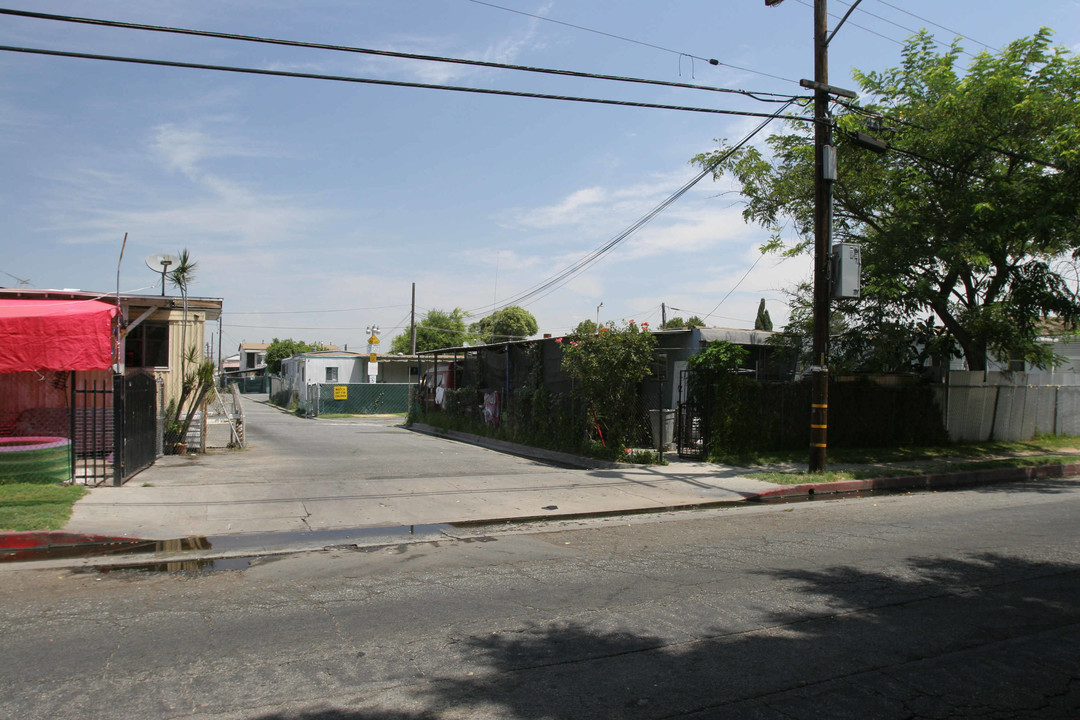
[3,481,1079,719]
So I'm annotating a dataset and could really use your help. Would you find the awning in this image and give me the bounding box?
[0,299,118,373]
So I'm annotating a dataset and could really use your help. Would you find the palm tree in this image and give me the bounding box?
[167,249,197,376]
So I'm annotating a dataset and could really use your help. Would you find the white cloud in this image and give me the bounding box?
[508,186,608,228]
[150,123,269,180]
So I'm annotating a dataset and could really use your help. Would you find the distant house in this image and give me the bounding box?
[650,327,795,408]
[221,353,240,374]
[281,351,422,387]
[278,351,424,413]
[237,342,269,376]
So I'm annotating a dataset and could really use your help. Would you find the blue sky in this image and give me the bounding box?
[3,1,1078,354]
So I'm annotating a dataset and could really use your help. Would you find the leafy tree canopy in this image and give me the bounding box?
[661,316,705,329]
[561,320,657,449]
[469,306,539,344]
[572,319,598,336]
[265,338,328,374]
[390,308,471,353]
[693,29,1080,371]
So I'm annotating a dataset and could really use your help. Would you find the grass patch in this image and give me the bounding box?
[714,434,1080,467]
[748,454,1075,485]
[0,483,88,532]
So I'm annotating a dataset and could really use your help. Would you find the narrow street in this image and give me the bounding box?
[3,481,1078,718]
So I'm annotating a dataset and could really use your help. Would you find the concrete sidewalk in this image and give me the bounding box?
[59,444,778,539]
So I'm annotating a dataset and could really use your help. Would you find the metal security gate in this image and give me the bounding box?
[676,369,707,458]
[71,373,157,486]
[116,372,158,483]
[71,377,115,486]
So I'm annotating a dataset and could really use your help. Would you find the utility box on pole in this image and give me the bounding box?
[831,243,861,299]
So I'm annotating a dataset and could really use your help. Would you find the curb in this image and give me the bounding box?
[747,461,1080,501]
[0,531,149,562]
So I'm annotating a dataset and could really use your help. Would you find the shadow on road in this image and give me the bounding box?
[251,552,1080,719]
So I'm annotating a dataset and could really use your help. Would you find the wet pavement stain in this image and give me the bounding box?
[75,555,260,575]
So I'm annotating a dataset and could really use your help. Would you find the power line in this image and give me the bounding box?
[703,253,766,321]
[791,0,902,47]
[465,0,801,85]
[871,0,997,51]
[0,7,796,102]
[224,304,409,316]
[0,44,811,121]
[470,100,798,315]
[667,306,751,325]
[797,0,987,58]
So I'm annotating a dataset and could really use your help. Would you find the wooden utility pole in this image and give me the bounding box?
[809,0,831,472]
[767,0,866,471]
[410,282,417,355]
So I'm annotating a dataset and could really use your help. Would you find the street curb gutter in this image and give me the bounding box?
[747,461,1080,501]
[407,423,624,470]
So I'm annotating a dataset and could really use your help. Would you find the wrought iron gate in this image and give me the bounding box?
[70,377,114,486]
[116,372,158,483]
[676,368,708,458]
[71,373,157,486]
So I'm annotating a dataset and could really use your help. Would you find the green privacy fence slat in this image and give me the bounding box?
[314,383,411,416]
[228,377,269,394]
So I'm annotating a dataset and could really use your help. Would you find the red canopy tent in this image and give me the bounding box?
[0,299,118,373]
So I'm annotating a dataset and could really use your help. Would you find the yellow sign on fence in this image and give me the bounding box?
[333,385,348,400]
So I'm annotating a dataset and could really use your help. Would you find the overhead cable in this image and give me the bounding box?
[703,254,766,320]
[465,0,800,85]
[0,8,795,102]
[470,101,797,315]
[0,44,811,121]
[871,0,997,51]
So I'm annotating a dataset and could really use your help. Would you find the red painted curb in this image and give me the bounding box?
[0,531,139,551]
[748,462,1080,501]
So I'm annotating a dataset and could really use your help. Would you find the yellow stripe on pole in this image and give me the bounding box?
[811,443,827,448]
[812,403,828,409]
[811,424,827,429]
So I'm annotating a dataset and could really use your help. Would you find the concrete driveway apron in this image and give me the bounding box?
[65,395,774,539]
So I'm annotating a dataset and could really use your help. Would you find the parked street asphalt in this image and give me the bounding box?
[3,393,1079,564]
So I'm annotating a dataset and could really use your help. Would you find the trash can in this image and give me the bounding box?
[648,409,676,451]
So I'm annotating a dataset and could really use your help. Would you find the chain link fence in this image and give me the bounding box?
[306,383,411,417]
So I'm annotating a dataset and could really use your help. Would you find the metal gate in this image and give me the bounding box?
[71,373,157,486]
[116,372,158,483]
[71,377,115,486]
[676,369,707,458]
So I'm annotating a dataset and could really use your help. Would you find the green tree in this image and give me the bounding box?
[572,319,598,336]
[754,298,773,332]
[391,308,471,353]
[661,315,705,329]
[469,306,539,344]
[561,320,657,452]
[265,338,328,374]
[693,30,1080,371]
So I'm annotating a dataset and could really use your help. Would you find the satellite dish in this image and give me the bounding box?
[146,253,180,296]
[145,253,180,272]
